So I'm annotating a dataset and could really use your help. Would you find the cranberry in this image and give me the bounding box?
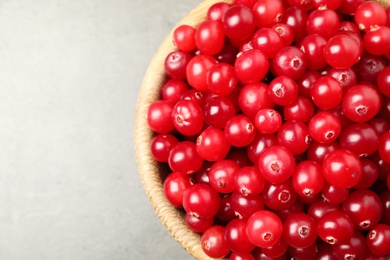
[201,226,231,258]
[196,128,231,162]
[366,224,390,257]
[234,49,269,84]
[282,213,317,249]
[223,5,256,44]
[173,25,196,52]
[317,211,354,245]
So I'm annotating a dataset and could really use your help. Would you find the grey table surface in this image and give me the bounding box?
[0,0,202,259]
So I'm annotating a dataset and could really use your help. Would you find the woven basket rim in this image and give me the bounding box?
[134,0,390,259]
[134,0,232,259]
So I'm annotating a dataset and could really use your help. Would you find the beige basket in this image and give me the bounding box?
[134,0,390,259]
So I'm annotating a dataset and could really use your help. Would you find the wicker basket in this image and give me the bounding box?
[135,0,390,259]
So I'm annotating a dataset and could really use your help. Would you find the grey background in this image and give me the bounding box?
[0,0,200,259]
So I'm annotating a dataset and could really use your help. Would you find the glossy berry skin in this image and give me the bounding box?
[208,159,239,194]
[306,9,340,40]
[234,166,265,196]
[354,158,379,189]
[238,82,274,118]
[164,50,192,80]
[353,52,386,84]
[317,211,354,245]
[246,210,283,248]
[173,25,196,52]
[257,145,296,184]
[292,160,324,197]
[234,49,269,84]
[308,111,341,144]
[185,213,214,233]
[222,5,256,43]
[186,54,217,91]
[150,134,178,162]
[229,252,255,260]
[271,22,294,47]
[366,224,390,257]
[246,133,278,164]
[282,213,317,249]
[207,2,231,22]
[327,67,357,93]
[225,219,255,253]
[310,76,343,110]
[252,28,283,59]
[354,1,388,31]
[230,192,264,219]
[380,191,390,225]
[204,96,236,129]
[161,79,188,105]
[224,115,256,147]
[323,34,361,69]
[268,76,298,106]
[147,100,175,134]
[378,132,390,164]
[307,140,339,165]
[342,189,382,230]
[201,226,231,258]
[195,20,225,55]
[163,172,192,208]
[196,128,231,162]
[321,181,349,205]
[172,100,204,136]
[272,46,307,80]
[364,26,390,56]
[377,66,390,97]
[207,63,238,96]
[262,180,297,211]
[339,123,379,157]
[299,34,327,70]
[341,84,381,123]
[322,149,362,188]
[277,120,310,155]
[283,96,315,123]
[307,199,340,222]
[183,184,221,219]
[168,141,203,174]
[282,6,309,43]
[252,0,284,28]
[254,109,282,134]
[331,230,367,260]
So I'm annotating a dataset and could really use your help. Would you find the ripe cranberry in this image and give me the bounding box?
[268,76,298,106]
[307,140,339,164]
[272,46,307,80]
[196,128,231,162]
[254,109,282,134]
[172,99,204,136]
[147,100,175,134]
[299,34,327,70]
[339,123,379,157]
[257,145,296,184]
[307,199,340,222]
[234,49,269,84]
[150,134,178,162]
[283,213,317,249]
[238,82,274,118]
[377,66,390,97]
[306,9,340,40]
[185,213,214,233]
[252,0,284,28]
[234,166,265,196]
[322,149,363,188]
[183,184,221,219]
[364,26,390,56]
[277,120,311,155]
[163,172,192,208]
[204,96,236,129]
[224,115,256,147]
[310,76,343,110]
[353,52,386,84]
[366,224,390,257]
[321,181,349,205]
[207,2,231,22]
[341,84,381,123]
[281,6,308,43]
[252,28,283,59]
[225,219,255,253]
[164,50,192,79]
[246,133,278,164]
[271,23,294,47]
[201,226,231,258]
[246,210,283,248]
[207,63,238,96]
[331,230,367,260]
[186,54,217,91]
[323,34,361,69]
[378,132,390,164]
[230,192,264,219]
[168,141,203,174]
[262,180,297,211]
[173,25,196,52]
[283,96,315,123]
[161,79,188,105]
[308,111,341,144]
[208,159,239,194]
[292,160,324,197]
[317,211,354,245]
[354,158,379,189]
[355,1,388,31]
[223,5,256,44]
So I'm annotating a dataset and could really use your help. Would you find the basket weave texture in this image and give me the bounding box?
[135,0,390,259]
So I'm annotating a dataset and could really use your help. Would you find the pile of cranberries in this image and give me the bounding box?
[146,0,390,259]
